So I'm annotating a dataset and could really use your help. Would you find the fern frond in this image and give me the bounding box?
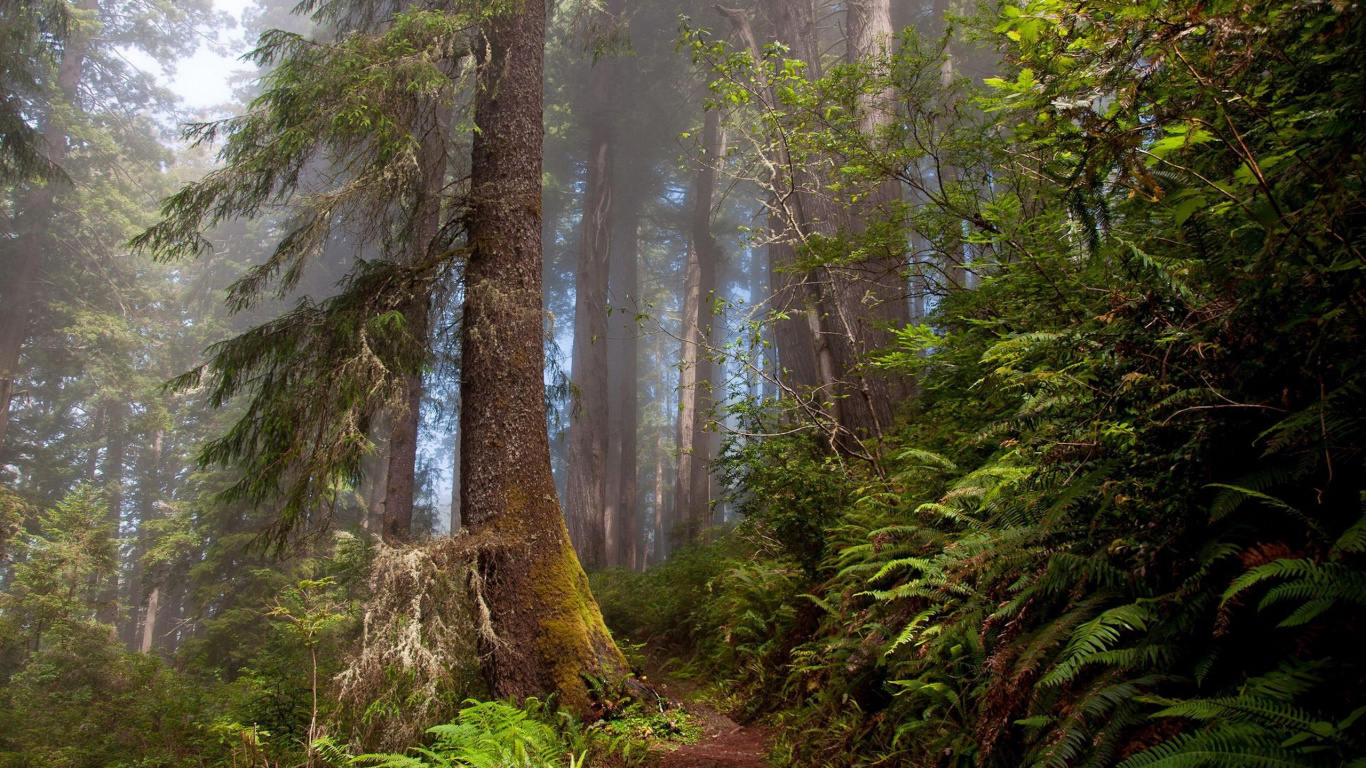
[1116,725,1316,768]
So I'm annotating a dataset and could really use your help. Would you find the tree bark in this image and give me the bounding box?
[605,196,639,568]
[675,107,722,544]
[382,357,423,540]
[935,0,967,291]
[361,421,391,533]
[732,0,912,447]
[460,0,628,712]
[83,406,103,480]
[719,4,820,394]
[97,403,126,625]
[139,586,159,653]
[564,45,618,570]
[769,0,845,430]
[124,427,162,648]
[382,109,446,541]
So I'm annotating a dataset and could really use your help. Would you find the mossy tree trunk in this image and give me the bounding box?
[459,0,629,713]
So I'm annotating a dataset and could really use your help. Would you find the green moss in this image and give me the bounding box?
[528,534,628,713]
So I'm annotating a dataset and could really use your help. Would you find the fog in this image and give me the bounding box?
[1,0,993,652]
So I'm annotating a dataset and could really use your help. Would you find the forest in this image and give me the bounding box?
[1,0,1364,765]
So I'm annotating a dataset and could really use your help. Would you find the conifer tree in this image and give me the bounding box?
[459,0,630,710]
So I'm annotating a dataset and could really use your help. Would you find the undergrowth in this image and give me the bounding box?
[594,0,1366,764]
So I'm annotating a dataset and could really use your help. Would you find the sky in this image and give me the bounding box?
[125,0,257,113]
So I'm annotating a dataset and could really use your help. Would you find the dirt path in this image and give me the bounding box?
[644,661,770,768]
[653,719,769,768]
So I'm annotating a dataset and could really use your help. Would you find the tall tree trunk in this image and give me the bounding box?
[124,427,162,648]
[735,0,910,448]
[725,1,839,422]
[382,361,423,540]
[650,331,668,564]
[605,195,639,568]
[83,406,103,480]
[771,0,844,431]
[720,4,820,393]
[361,423,391,533]
[0,0,96,448]
[97,403,126,625]
[819,0,912,443]
[460,0,628,712]
[382,112,445,541]
[564,46,618,570]
[675,107,721,544]
[936,0,967,291]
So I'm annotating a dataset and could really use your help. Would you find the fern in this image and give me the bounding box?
[1041,604,1155,687]
[1116,725,1318,768]
[1223,559,1366,627]
[351,699,574,768]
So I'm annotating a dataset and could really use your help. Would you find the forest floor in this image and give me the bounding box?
[641,651,771,768]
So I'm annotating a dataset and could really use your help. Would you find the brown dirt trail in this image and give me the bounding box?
[645,669,770,768]
[653,720,769,768]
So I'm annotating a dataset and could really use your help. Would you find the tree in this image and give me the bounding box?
[0,0,68,185]
[674,106,722,542]
[0,484,115,653]
[0,0,94,451]
[605,187,640,568]
[564,6,622,568]
[132,5,466,553]
[459,0,630,709]
[707,0,919,455]
[2,0,218,450]
[266,577,345,767]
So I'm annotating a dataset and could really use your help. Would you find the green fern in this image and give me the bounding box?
[1115,724,1318,768]
[350,699,575,768]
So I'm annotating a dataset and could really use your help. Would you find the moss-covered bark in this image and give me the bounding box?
[458,0,629,714]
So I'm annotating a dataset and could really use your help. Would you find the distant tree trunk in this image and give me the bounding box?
[0,251,38,448]
[605,197,639,568]
[675,107,721,544]
[821,0,912,442]
[725,1,838,419]
[383,363,423,541]
[650,331,668,564]
[139,586,160,653]
[564,46,618,570]
[459,0,628,712]
[933,0,966,291]
[361,424,391,533]
[83,406,103,480]
[773,0,845,430]
[97,403,126,625]
[720,4,819,393]
[449,405,461,533]
[124,427,163,648]
[104,405,127,514]
[0,0,97,449]
[382,111,445,541]
[732,0,910,448]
